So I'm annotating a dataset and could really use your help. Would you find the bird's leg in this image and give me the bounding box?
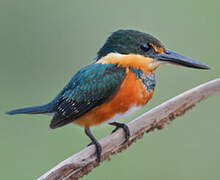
[85,128,102,162]
[110,122,130,142]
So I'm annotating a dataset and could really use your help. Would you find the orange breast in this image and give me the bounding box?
[73,69,154,128]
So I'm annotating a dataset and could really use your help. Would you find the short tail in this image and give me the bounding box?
[6,103,54,115]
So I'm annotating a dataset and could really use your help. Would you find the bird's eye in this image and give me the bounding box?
[140,43,151,52]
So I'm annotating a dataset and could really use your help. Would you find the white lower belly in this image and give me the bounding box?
[104,105,142,124]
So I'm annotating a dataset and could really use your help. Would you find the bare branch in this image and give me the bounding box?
[37,78,220,180]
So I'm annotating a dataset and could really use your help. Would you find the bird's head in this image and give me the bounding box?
[97,29,210,73]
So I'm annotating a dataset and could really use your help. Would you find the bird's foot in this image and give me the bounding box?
[110,122,130,142]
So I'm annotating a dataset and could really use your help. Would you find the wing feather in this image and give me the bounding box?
[50,63,126,129]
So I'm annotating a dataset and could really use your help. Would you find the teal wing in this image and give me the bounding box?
[50,63,126,129]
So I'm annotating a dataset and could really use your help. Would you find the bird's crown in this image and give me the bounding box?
[97,29,165,60]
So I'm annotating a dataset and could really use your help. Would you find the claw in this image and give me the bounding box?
[110,122,130,142]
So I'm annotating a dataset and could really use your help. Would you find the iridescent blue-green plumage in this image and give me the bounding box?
[50,63,126,128]
[7,63,126,128]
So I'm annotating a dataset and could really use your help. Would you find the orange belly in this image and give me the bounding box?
[74,70,154,128]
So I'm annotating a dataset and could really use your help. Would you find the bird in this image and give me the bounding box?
[6,29,211,162]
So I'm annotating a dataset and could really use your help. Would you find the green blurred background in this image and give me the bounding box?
[1,0,219,179]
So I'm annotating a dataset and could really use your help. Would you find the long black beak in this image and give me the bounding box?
[156,49,211,69]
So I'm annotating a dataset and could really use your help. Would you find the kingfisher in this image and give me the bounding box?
[6,29,210,162]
